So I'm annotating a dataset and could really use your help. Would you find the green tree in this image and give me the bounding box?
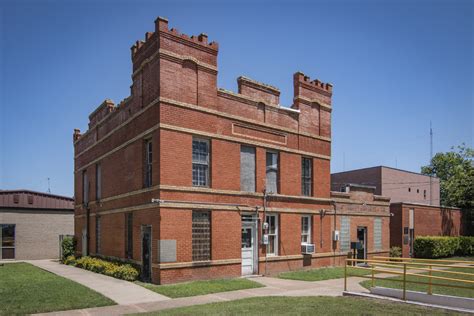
[421,144,473,208]
[421,144,474,234]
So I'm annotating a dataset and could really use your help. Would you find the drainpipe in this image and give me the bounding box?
[263,188,268,276]
[331,200,337,266]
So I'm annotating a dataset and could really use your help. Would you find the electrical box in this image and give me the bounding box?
[262,234,269,245]
[332,230,340,241]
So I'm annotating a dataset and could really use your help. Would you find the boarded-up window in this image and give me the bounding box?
[340,216,351,252]
[374,218,382,251]
[240,146,256,192]
[266,151,278,193]
[192,211,211,261]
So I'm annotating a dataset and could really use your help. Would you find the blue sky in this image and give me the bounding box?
[1,0,472,197]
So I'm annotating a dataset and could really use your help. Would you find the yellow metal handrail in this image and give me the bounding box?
[344,258,474,301]
[373,256,474,265]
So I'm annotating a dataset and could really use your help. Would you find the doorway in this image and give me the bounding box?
[241,214,257,275]
[356,227,367,260]
[141,225,152,282]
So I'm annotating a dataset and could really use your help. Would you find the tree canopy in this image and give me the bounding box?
[421,144,473,210]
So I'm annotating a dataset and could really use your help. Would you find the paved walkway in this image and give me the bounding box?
[34,275,369,316]
[28,260,170,305]
[33,261,471,315]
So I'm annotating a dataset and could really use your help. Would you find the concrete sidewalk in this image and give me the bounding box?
[28,260,170,305]
[34,275,369,316]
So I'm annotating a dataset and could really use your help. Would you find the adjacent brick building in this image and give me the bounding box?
[332,166,463,258]
[390,203,462,257]
[331,166,440,206]
[0,190,74,260]
[73,17,390,284]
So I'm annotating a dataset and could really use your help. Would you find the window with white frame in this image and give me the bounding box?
[265,214,278,255]
[301,215,312,244]
[192,138,210,187]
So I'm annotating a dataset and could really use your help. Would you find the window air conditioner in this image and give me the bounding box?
[301,243,315,254]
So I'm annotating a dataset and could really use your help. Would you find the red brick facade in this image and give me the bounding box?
[390,203,462,257]
[73,17,390,284]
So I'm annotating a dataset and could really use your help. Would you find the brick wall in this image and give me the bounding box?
[72,17,392,284]
[1,209,73,260]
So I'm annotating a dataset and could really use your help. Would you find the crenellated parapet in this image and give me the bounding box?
[130,17,218,73]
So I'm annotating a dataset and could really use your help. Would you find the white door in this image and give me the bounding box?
[241,225,254,275]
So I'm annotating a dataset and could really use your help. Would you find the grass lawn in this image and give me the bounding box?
[279,265,373,281]
[136,296,464,315]
[360,266,474,298]
[136,278,264,298]
[0,262,115,315]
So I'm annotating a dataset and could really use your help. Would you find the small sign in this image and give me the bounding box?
[262,234,269,245]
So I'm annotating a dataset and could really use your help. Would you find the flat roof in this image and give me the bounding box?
[332,165,439,179]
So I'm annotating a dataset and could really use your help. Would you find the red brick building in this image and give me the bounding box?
[73,17,390,284]
[390,203,462,257]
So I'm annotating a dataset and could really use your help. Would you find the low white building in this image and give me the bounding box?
[0,190,74,260]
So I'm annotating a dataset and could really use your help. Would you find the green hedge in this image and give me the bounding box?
[61,236,76,262]
[413,236,474,258]
[65,256,139,281]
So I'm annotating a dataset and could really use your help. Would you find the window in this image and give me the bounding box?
[27,195,34,204]
[374,218,382,251]
[192,139,210,187]
[417,189,419,193]
[95,216,101,254]
[125,213,133,259]
[96,163,102,201]
[424,190,427,199]
[408,187,411,192]
[301,215,312,244]
[265,214,278,255]
[13,194,19,204]
[340,216,351,252]
[266,151,278,193]
[301,157,312,196]
[144,139,153,187]
[82,171,89,205]
[240,146,256,192]
[1,224,15,259]
[192,211,211,261]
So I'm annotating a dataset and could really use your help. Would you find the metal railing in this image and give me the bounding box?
[344,257,474,300]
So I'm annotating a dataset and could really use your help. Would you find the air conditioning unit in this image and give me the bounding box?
[301,243,315,254]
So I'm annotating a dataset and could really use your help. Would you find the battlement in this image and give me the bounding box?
[88,99,116,129]
[294,71,333,94]
[131,17,218,62]
[237,76,280,106]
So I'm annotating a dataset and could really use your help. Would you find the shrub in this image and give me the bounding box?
[61,236,76,262]
[64,255,77,266]
[389,246,402,258]
[72,256,139,281]
[414,236,460,258]
[458,236,474,256]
